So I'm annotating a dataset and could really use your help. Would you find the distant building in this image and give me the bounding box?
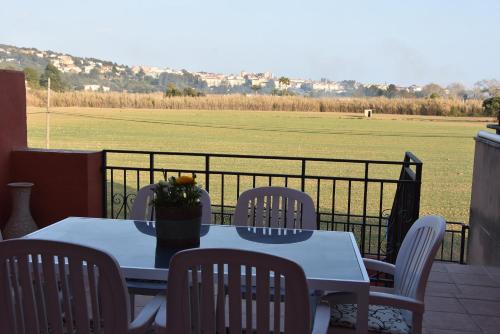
[84,65,95,74]
[408,85,423,93]
[311,81,343,92]
[83,84,110,92]
[226,76,245,87]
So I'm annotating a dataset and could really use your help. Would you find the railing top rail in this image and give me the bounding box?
[102,149,421,166]
[103,165,420,184]
[405,151,423,165]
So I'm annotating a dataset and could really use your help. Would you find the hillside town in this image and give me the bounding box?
[3,43,499,100]
[0,44,434,96]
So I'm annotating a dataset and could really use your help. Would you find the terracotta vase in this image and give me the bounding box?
[3,182,38,239]
[155,205,202,247]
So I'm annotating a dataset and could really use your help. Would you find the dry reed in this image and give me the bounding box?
[27,90,484,116]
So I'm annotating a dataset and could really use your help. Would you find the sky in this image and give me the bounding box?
[1,0,499,87]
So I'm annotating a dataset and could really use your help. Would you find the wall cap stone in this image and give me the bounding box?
[13,148,101,154]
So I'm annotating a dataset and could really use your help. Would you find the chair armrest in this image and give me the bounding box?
[311,303,330,334]
[369,291,424,313]
[363,258,396,275]
[128,294,164,334]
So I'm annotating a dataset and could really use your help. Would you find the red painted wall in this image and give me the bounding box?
[0,70,28,227]
[10,149,103,228]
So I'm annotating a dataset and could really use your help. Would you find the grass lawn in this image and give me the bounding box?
[27,107,491,224]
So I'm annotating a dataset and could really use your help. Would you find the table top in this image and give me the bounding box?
[25,217,369,285]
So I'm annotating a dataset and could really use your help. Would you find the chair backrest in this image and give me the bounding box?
[130,184,155,220]
[0,239,130,334]
[130,184,212,224]
[394,215,446,301]
[166,248,311,333]
[233,187,317,229]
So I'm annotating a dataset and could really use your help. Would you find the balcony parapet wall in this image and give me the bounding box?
[468,131,500,266]
[0,70,27,227]
[10,149,103,228]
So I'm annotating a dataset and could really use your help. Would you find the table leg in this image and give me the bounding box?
[355,286,369,334]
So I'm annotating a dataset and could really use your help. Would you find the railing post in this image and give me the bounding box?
[102,150,107,218]
[414,161,423,219]
[301,159,306,192]
[361,162,369,256]
[460,224,468,264]
[149,153,154,185]
[205,155,210,193]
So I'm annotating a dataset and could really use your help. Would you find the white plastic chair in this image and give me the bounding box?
[130,184,212,224]
[153,248,331,333]
[234,186,317,229]
[324,215,446,334]
[0,239,161,334]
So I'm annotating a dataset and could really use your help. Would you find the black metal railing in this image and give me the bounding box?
[102,149,468,263]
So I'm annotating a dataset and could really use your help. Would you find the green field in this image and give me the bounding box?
[27,107,490,224]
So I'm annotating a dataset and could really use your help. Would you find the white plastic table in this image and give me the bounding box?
[26,217,369,333]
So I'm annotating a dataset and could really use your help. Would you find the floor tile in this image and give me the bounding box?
[426,282,461,297]
[456,285,500,301]
[460,299,500,317]
[489,274,500,284]
[423,329,482,334]
[423,311,481,332]
[451,273,500,287]
[429,271,453,283]
[484,266,500,276]
[431,262,449,273]
[425,296,466,313]
[445,263,487,275]
[471,315,500,334]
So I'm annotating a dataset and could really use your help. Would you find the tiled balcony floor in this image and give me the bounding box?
[423,262,500,334]
[134,262,500,333]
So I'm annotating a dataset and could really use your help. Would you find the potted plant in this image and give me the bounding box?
[152,174,203,247]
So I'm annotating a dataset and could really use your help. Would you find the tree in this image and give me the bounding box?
[89,67,101,79]
[385,84,398,98]
[446,82,467,98]
[182,87,198,97]
[165,83,182,97]
[23,67,39,89]
[475,79,500,97]
[136,68,146,81]
[365,85,384,97]
[422,83,444,98]
[251,84,262,95]
[278,76,290,91]
[483,97,500,118]
[39,63,66,92]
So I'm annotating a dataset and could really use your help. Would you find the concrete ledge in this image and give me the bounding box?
[477,130,500,147]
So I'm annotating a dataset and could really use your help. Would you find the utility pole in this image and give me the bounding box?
[45,77,50,149]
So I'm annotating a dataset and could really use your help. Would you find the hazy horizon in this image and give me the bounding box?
[1,0,499,87]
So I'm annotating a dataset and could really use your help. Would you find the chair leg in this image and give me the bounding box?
[412,312,422,334]
[130,293,135,318]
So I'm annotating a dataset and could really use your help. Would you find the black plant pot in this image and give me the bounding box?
[155,205,202,247]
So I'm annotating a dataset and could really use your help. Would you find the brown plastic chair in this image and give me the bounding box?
[0,239,162,334]
[154,248,330,333]
[234,186,317,229]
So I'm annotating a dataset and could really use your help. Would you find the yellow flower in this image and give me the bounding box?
[175,175,195,185]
